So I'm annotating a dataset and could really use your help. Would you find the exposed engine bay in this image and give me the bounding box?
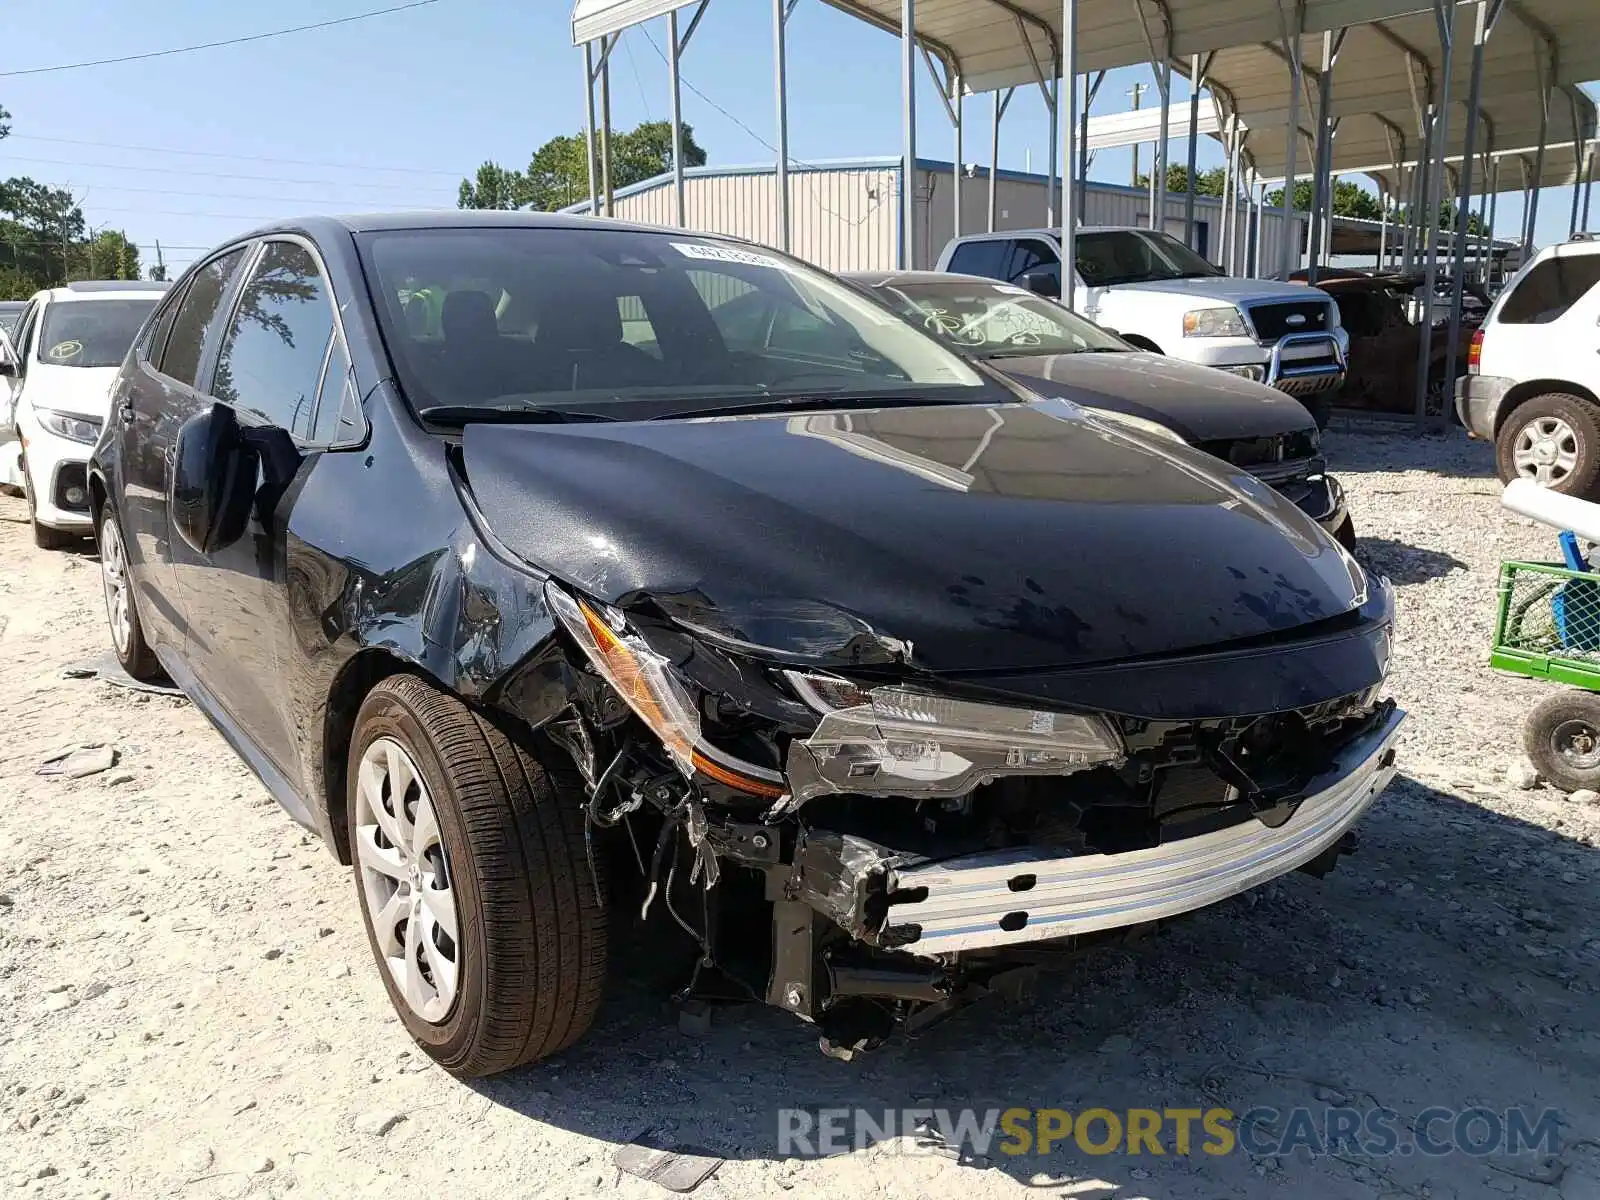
[532,579,1405,1055]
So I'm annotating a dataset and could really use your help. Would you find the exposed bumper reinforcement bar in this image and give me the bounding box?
[882,705,1405,956]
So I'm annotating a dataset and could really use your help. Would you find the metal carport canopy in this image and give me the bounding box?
[571,0,694,43]
[1206,3,1597,189]
[815,0,1448,92]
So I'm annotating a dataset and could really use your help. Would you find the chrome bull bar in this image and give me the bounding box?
[1266,332,1346,397]
[883,706,1405,956]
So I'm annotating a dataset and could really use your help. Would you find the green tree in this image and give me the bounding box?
[1135,164,1225,197]
[1264,179,1384,221]
[459,120,708,212]
[148,262,169,282]
[80,230,141,280]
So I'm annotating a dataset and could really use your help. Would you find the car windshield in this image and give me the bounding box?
[359,226,1006,420]
[870,279,1131,358]
[38,298,158,368]
[1075,230,1224,287]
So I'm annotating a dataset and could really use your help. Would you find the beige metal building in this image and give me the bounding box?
[563,156,1302,276]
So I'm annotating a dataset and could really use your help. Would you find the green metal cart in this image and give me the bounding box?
[1492,558,1600,791]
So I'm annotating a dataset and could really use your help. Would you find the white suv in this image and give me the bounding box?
[1458,233,1600,497]
[935,227,1349,420]
[2,281,168,547]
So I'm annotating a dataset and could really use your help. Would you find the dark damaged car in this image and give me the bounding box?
[846,270,1354,549]
[88,213,1404,1075]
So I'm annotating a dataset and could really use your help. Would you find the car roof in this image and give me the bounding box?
[33,281,170,304]
[234,210,736,242]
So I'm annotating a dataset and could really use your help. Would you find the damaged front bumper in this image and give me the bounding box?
[793,704,1404,957]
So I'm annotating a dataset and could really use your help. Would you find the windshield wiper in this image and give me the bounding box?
[418,403,618,426]
[651,390,979,421]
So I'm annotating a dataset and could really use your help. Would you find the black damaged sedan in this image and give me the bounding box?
[846,270,1356,550]
[89,212,1402,1075]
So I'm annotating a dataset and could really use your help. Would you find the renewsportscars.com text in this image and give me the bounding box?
[777,1105,1562,1160]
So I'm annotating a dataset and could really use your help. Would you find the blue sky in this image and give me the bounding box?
[1,0,1592,277]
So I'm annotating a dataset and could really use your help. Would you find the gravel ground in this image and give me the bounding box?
[1,426,1598,1199]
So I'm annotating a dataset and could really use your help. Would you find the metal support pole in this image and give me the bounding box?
[773,0,790,249]
[1446,1,1498,390]
[1378,186,1390,267]
[1583,142,1595,230]
[1570,96,1586,237]
[1487,161,1500,283]
[600,41,613,215]
[1308,29,1340,282]
[953,76,964,241]
[1061,0,1078,309]
[1220,115,1237,268]
[1414,0,1455,429]
[1046,77,1059,226]
[1184,55,1201,246]
[1280,4,1305,277]
[1249,174,1263,276]
[582,41,599,215]
[988,88,1013,233]
[670,11,686,227]
[1526,74,1549,257]
[900,0,917,270]
[1153,62,1171,231]
[1474,146,1491,281]
[1078,71,1103,220]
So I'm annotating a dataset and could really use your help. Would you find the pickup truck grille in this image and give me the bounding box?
[1249,300,1332,341]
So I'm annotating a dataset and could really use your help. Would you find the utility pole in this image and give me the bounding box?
[155,240,166,281]
[1127,82,1147,185]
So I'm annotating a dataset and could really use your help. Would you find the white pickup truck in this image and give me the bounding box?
[935,227,1349,419]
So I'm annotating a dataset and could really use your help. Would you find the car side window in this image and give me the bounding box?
[1005,239,1058,286]
[1498,256,1600,325]
[10,302,38,378]
[212,240,336,439]
[140,289,183,365]
[161,248,248,386]
[945,240,1008,281]
[309,333,362,445]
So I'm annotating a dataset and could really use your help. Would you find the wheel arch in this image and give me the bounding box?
[1494,380,1600,437]
[1121,334,1164,354]
[319,646,430,865]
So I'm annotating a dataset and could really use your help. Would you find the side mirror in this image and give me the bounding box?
[171,404,258,554]
[1021,270,1061,299]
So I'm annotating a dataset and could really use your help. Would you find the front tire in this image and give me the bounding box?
[97,508,163,680]
[24,468,77,550]
[347,675,608,1077]
[1524,690,1600,794]
[1496,393,1600,498]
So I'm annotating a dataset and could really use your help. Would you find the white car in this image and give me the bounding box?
[935,227,1350,423]
[3,281,168,547]
[1458,233,1600,497]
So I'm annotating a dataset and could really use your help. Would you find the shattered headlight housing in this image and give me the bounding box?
[546,582,789,799]
[784,673,1125,803]
[1092,410,1188,444]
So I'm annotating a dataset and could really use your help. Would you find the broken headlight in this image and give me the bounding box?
[783,672,1125,803]
[546,581,789,800]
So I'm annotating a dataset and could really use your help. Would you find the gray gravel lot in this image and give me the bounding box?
[0,426,1597,1199]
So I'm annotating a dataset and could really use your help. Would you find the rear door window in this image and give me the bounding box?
[160,248,248,386]
[212,240,336,439]
[1498,255,1600,324]
[1004,238,1061,288]
[945,239,1011,280]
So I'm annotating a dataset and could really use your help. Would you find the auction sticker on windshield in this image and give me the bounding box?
[671,242,787,269]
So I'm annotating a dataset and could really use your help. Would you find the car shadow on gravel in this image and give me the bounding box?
[1355,537,1468,584]
[457,772,1598,1196]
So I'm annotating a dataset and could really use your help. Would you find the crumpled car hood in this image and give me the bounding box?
[460,400,1365,674]
[987,351,1316,442]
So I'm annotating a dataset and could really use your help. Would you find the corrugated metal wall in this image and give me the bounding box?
[600,163,1299,279]
[600,166,898,273]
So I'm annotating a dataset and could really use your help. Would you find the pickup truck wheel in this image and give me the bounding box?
[97,508,163,681]
[348,675,608,1078]
[1524,690,1600,793]
[1496,393,1600,498]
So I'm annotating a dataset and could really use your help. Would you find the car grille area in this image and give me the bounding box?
[1250,299,1333,341]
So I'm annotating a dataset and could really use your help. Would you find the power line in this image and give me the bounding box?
[639,27,776,156]
[5,133,463,178]
[62,181,439,206]
[0,154,445,191]
[0,0,442,77]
